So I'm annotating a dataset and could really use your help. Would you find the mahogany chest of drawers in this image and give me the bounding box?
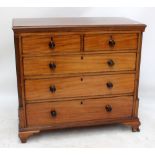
[13,17,146,143]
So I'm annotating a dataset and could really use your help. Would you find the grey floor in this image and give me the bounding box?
[0,92,155,148]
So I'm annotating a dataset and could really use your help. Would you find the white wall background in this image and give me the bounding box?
[0,7,154,102]
[0,7,154,147]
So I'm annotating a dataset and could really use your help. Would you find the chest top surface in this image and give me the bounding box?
[12,17,146,32]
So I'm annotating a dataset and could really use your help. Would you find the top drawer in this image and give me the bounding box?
[22,34,81,54]
[84,33,138,51]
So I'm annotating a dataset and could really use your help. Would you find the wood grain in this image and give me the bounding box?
[12,17,146,33]
[132,32,143,117]
[25,74,135,101]
[23,53,136,76]
[12,17,146,142]
[14,35,27,128]
[26,96,133,127]
[22,34,80,54]
[84,33,138,51]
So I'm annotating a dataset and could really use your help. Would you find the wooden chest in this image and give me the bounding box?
[12,17,146,143]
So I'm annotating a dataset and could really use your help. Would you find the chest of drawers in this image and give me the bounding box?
[13,17,146,143]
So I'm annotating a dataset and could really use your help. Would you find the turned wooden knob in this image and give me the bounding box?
[49,85,56,93]
[106,82,113,89]
[49,62,56,70]
[49,37,55,49]
[51,110,57,117]
[109,38,115,47]
[49,41,55,49]
[107,59,115,67]
[105,105,112,112]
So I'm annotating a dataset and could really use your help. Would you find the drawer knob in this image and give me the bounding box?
[105,105,112,112]
[109,38,115,47]
[49,38,55,49]
[49,85,56,93]
[107,59,115,67]
[51,110,57,117]
[49,62,56,70]
[106,82,113,89]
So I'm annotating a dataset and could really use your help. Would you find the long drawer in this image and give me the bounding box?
[23,53,136,76]
[26,96,133,127]
[25,74,135,101]
[84,33,138,51]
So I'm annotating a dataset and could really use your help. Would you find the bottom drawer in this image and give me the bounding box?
[26,96,133,127]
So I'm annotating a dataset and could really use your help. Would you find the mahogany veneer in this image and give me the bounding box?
[13,17,146,143]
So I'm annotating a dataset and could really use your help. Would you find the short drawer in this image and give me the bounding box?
[22,34,81,54]
[25,74,135,101]
[84,33,138,51]
[26,96,133,127]
[23,53,136,76]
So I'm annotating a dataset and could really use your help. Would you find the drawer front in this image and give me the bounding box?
[26,96,133,127]
[23,53,136,76]
[84,34,138,51]
[25,74,135,101]
[22,34,80,54]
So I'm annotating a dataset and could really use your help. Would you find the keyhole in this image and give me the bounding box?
[81,78,83,81]
[81,101,83,104]
[81,56,84,60]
